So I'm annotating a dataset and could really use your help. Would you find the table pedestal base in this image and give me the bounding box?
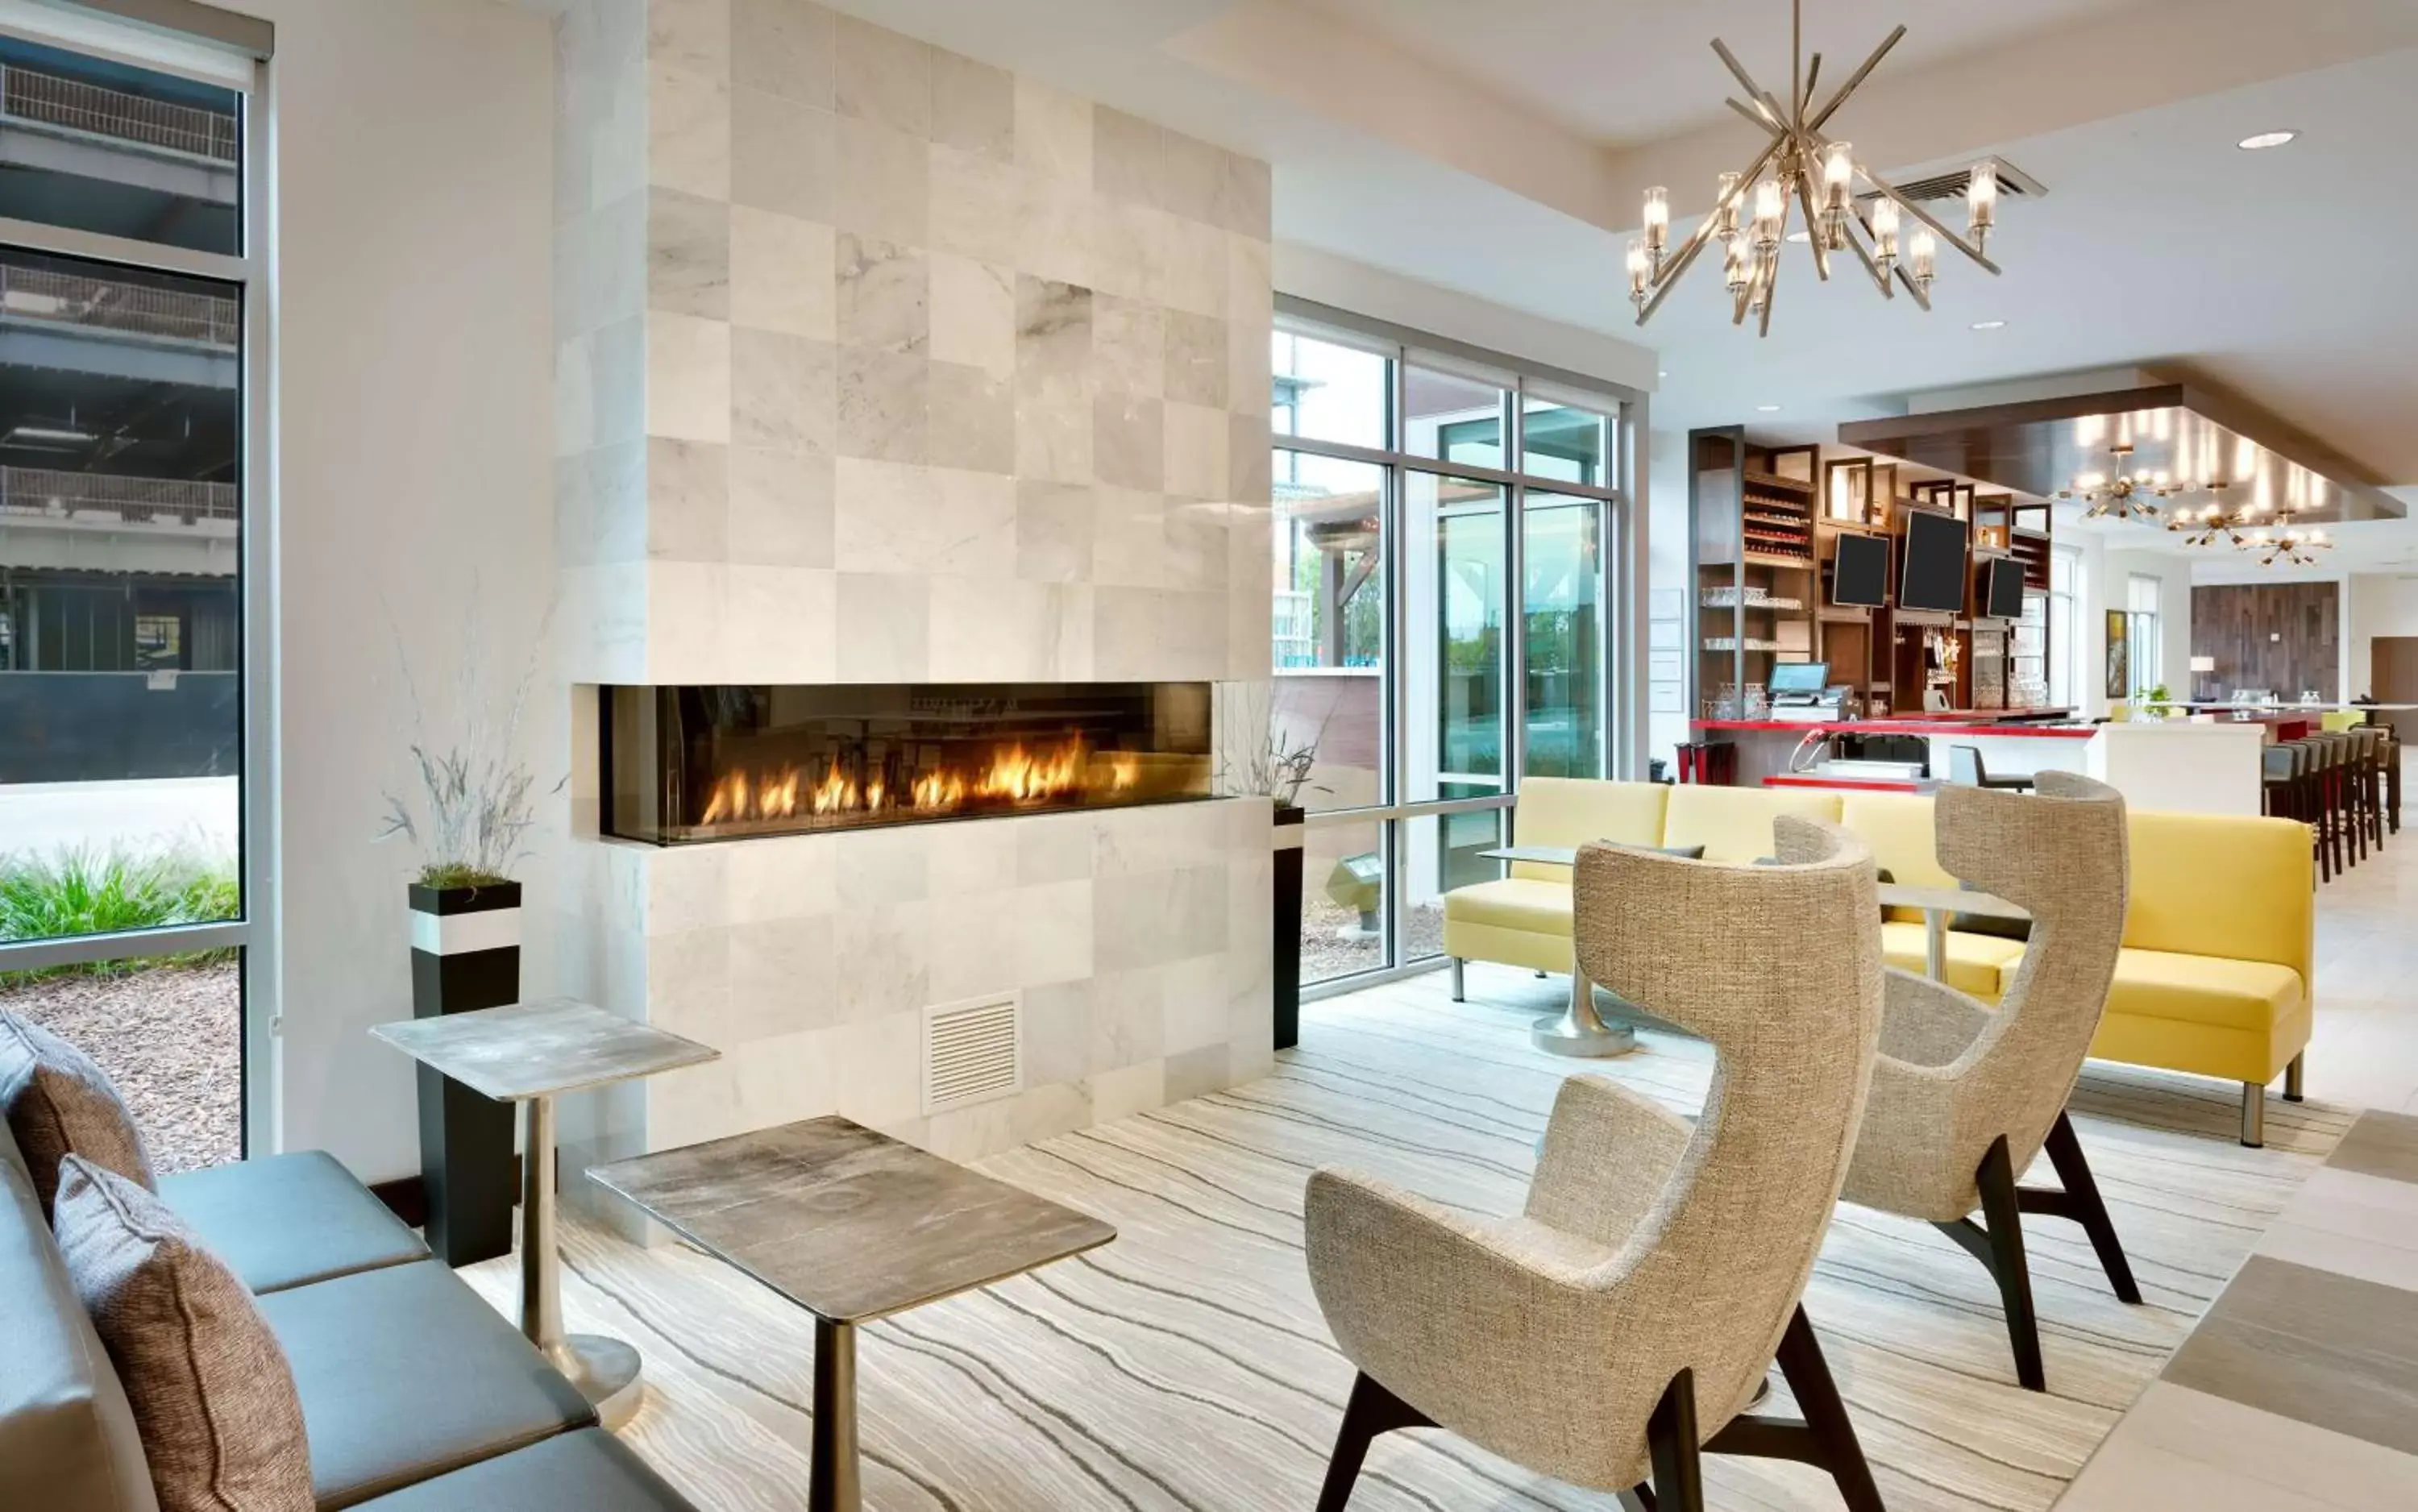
[546,1333,642,1430]
[1532,970,1639,1058]
[812,1318,861,1511]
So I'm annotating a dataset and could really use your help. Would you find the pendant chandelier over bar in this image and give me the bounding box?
[1627,0,2003,336]
[2054,443,2187,524]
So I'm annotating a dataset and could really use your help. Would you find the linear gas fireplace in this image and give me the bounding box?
[600,682,1215,845]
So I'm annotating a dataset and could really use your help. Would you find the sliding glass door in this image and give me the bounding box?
[1273,314,1629,991]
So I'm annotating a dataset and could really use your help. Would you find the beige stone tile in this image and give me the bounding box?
[729,206,835,339]
[590,314,649,447]
[1020,978,1094,1089]
[1094,393,1165,491]
[645,311,732,443]
[1091,293,1164,398]
[729,1027,839,1132]
[1164,501,1228,593]
[829,1009,923,1128]
[723,832,838,924]
[729,87,836,220]
[931,49,1012,160]
[729,0,830,106]
[1214,150,1272,240]
[927,890,1024,1003]
[2259,1218,2418,1295]
[2163,1255,2418,1456]
[1158,131,1223,226]
[831,457,933,571]
[645,923,733,1045]
[833,823,929,906]
[832,12,931,136]
[726,446,833,567]
[721,565,834,683]
[1090,966,1165,1074]
[834,571,930,680]
[1013,480,1095,584]
[2068,1381,2418,1512]
[1091,586,1158,681]
[641,561,731,683]
[1088,1057,1165,1124]
[1016,170,1092,290]
[2329,1109,2418,1183]
[650,0,731,78]
[644,436,729,561]
[1091,487,1166,589]
[1161,309,1227,409]
[1091,105,1164,206]
[1165,1041,1230,1103]
[1086,195,1155,303]
[1016,812,1099,889]
[927,360,1014,476]
[835,347,929,464]
[927,817,1017,898]
[1164,401,1229,500]
[835,233,929,355]
[929,578,1057,682]
[1162,953,1228,1056]
[647,62,731,199]
[1013,75,1090,184]
[832,904,931,1024]
[1158,213,1229,318]
[928,253,1015,378]
[928,467,1020,573]
[729,328,835,455]
[728,913,839,1041]
[1016,879,1095,990]
[926,143,1022,268]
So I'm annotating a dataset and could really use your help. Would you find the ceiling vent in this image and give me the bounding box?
[922,993,1023,1115]
[1863,156,2046,206]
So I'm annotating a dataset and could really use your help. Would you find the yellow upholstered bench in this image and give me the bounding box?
[1440,781,2316,1145]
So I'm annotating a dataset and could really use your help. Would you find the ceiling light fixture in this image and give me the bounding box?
[1627,0,2003,337]
[1756,404,1783,412]
[2237,130,2298,151]
[1970,319,2006,330]
[2055,442,2189,523]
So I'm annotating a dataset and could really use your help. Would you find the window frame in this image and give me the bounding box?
[1273,301,1643,995]
[0,7,275,1153]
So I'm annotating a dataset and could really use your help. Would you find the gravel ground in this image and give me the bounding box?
[2,960,241,1173]
[1301,899,1447,984]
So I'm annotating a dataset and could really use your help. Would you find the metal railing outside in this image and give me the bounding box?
[0,263,239,347]
[0,63,237,163]
[0,466,235,524]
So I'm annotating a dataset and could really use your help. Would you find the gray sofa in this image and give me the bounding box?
[1,1120,693,1510]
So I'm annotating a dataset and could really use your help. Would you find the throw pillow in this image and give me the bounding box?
[52,1155,314,1512]
[1951,877,2033,941]
[0,1012,155,1217]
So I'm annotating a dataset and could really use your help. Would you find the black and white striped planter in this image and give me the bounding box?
[407,881,522,1267]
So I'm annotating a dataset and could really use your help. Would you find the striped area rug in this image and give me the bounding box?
[463,968,2348,1510]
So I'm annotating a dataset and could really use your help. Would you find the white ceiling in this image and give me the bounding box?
[785,1,2418,490]
[1306,0,2165,146]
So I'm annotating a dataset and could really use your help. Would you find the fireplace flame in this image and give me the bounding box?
[696,737,1143,829]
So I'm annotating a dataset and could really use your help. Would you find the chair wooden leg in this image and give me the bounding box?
[1316,1373,1431,1512]
[2020,1112,2142,1305]
[1934,1136,2046,1391]
[1645,1369,1703,1512]
[1697,1307,1885,1512]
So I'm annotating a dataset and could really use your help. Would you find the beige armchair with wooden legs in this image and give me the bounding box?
[1839,772,2144,1393]
[1305,818,1888,1512]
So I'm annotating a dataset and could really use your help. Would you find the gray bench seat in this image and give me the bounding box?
[352,1427,694,1510]
[159,1151,428,1294]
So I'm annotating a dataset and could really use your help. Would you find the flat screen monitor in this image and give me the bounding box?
[1830,533,1888,607]
[1769,663,1828,694]
[1898,509,1971,614]
[1983,557,2027,620]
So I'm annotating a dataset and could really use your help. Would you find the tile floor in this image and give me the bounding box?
[2059,766,2418,1510]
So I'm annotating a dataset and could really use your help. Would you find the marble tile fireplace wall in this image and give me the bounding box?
[548,0,1275,1194]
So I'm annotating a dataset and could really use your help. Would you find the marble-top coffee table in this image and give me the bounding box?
[371,998,718,1429]
[589,1115,1116,1511]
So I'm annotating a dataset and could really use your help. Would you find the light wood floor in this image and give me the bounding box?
[462,968,2349,1511]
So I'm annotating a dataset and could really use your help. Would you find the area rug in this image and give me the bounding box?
[460,966,2349,1511]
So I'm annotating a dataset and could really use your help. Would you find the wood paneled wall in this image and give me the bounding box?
[2191,581,2339,699]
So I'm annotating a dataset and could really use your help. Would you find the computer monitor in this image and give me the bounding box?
[1769,663,1829,694]
[1830,533,1888,608]
[1898,509,1971,613]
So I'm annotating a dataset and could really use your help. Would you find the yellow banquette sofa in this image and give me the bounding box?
[1441,779,2315,1144]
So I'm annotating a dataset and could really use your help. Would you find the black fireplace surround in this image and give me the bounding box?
[601,681,1215,845]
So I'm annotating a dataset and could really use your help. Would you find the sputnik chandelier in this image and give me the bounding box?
[1627,0,2002,336]
[2054,444,2187,524]
[2167,485,2333,567]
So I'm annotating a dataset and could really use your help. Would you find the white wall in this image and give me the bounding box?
[2347,571,2418,699]
[238,0,558,1179]
[2073,537,2195,716]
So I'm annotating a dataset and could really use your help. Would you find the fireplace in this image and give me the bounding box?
[599,682,1215,845]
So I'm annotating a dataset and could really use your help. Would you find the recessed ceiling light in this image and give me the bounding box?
[1971,319,2007,330]
[1756,404,1782,413]
[1658,370,1669,379]
[2237,130,2298,151]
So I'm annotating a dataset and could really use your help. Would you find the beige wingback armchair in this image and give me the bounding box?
[1305,819,1888,1512]
[1840,772,2142,1393]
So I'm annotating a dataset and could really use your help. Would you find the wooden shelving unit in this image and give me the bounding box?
[1690,433,1818,720]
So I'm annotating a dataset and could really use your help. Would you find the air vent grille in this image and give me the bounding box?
[923,994,1022,1115]
[1864,156,2045,206]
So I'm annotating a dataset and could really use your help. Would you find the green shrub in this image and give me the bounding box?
[0,846,241,982]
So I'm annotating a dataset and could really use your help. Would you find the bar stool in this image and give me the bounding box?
[2352,727,2387,853]
[1676,740,1738,785]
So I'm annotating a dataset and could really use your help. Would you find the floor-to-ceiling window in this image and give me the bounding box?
[2127,572,2164,699]
[0,9,268,1172]
[1272,311,1630,990]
